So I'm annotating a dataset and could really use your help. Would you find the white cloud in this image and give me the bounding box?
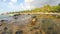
[8,0,18,6]
[8,3,35,11]
[11,0,17,3]
[8,2,13,6]
[28,0,60,8]
[0,8,4,14]
[8,0,18,7]
[1,0,60,14]
[25,0,34,2]
[3,0,6,2]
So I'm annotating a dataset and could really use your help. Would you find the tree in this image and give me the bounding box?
[58,3,60,6]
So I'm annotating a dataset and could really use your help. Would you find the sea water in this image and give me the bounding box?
[0,15,10,20]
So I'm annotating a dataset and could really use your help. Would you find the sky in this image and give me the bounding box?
[0,0,60,14]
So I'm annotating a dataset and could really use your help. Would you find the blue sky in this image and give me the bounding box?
[0,0,60,14]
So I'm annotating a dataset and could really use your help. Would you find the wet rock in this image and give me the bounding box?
[35,32,39,34]
[0,23,2,26]
[33,27,39,30]
[4,27,8,31]
[15,31,23,34]
[48,27,53,30]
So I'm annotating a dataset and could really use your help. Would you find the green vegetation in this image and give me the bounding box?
[18,5,60,13]
[7,4,60,14]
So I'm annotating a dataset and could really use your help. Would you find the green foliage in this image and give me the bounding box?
[21,5,60,13]
[7,5,60,14]
[58,3,60,6]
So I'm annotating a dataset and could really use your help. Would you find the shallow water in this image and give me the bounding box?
[0,15,10,20]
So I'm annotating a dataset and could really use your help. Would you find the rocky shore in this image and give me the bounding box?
[0,14,60,34]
